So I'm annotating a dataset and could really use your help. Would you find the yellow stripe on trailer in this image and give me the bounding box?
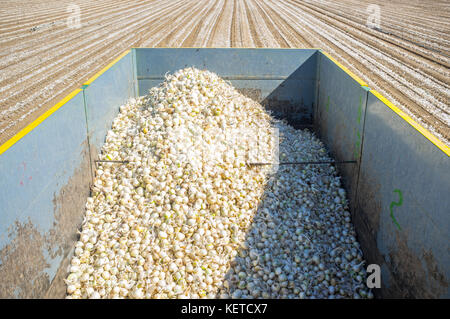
[0,49,131,156]
[321,51,368,87]
[0,88,82,155]
[83,49,131,85]
[370,90,450,156]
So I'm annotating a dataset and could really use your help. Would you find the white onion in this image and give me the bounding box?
[65,67,370,299]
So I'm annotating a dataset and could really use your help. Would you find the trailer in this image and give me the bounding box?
[0,48,448,298]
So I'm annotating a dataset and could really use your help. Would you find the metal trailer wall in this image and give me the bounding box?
[83,51,136,176]
[315,51,369,212]
[0,90,90,298]
[355,91,449,298]
[134,48,319,128]
[316,52,450,298]
[0,51,135,298]
[0,48,448,298]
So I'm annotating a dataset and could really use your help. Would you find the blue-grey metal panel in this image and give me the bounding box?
[0,91,90,298]
[356,91,450,298]
[138,78,316,125]
[134,48,318,127]
[316,52,369,210]
[84,52,135,153]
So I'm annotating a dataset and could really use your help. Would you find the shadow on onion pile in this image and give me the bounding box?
[216,127,371,299]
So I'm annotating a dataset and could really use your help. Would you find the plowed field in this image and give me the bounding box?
[1,0,449,145]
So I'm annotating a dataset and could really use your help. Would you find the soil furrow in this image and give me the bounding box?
[0,0,448,146]
[274,0,450,140]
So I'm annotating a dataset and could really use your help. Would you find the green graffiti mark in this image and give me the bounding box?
[390,189,403,230]
[353,95,363,160]
[357,95,362,124]
[353,130,361,159]
[326,96,330,112]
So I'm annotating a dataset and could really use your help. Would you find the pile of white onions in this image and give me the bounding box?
[65,67,372,299]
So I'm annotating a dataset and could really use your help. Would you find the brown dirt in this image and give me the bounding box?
[385,232,448,298]
[0,145,91,298]
[182,0,218,47]
[0,219,50,298]
[242,0,264,47]
[206,0,229,47]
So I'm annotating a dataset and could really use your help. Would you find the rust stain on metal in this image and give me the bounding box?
[356,167,448,298]
[263,101,311,129]
[354,169,383,260]
[423,249,448,290]
[236,88,262,102]
[384,232,448,298]
[0,219,50,298]
[0,144,90,298]
[237,87,311,128]
[353,169,385,298]
[45,145,91,298]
